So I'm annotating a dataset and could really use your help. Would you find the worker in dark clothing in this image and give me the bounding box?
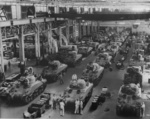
[0,70,5,82]
[18,62,25,75]
[58,73,64,84]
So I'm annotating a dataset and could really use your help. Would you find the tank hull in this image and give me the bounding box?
[1,78,47,105]
[42,64,68,83]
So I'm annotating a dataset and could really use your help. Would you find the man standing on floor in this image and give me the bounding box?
[74,99,80,114]
[58,73,64,84]
[59,99,65,116]
[79,99,83,115]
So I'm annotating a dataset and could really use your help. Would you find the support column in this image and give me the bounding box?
[77,7,80,13]
[47,22,52,53]
[58,27,62,46]
[19,26,25,63]
[83,24,86,36]
[55,5,59,13]
[35,23,40,58]
[66,21,70,44]
[66,7,70,12]
[88,22,91,35]
[16,4,21,19]
[18,25,25,75]
[91,22,94,33]
[73,21,76,42]
[0,28,4,72]
[79,20,82,40]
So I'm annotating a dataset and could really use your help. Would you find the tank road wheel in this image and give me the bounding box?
[23,96,31,104]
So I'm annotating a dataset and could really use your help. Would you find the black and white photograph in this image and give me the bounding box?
[0,0,150,119]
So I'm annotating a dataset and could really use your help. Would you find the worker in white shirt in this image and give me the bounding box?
[92,63,100,73]
[87,62,99,73]
[59,100,65,116]
[79,99,83,115]
[74,99,80,114]
[141,102,145,118]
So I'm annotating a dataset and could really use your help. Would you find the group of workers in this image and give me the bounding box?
[49,91,83,117]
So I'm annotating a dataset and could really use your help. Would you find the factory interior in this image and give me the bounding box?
[0,0,150,119]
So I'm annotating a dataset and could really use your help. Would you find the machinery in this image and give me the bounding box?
[82,65,104,86]
[116,83,144,118]
[63,79,93,113]
[23,92,50,118]
[41,60,68,83]
[94,53,112,68]
[0,67,47,104]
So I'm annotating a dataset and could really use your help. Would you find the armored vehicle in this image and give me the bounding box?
[57,45,83,67]
[116,83,144,118]
[82,65,104,86]
[94,53,112,68]
[63,79,93,113]
[78,44,93,57]
[23,93,50,118]
[63,51,83,67]
[0,67,47,104]
[41,60,68,82]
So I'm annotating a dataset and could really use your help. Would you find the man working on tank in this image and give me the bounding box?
[87,62,100,73]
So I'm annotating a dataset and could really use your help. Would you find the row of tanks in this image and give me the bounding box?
[0,67,47,104]
[116,66,144,118]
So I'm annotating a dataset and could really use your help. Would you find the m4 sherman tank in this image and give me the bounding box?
[57,45,83,67]
[0,67,47,104]
[88,42,99,51]
[63,79,93,113]
[82,65,104,86]
[78,44,93,57]
[116,83,144,118]
[63,51,83,67]
[41,60,68,83]
[94,53,112,68]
